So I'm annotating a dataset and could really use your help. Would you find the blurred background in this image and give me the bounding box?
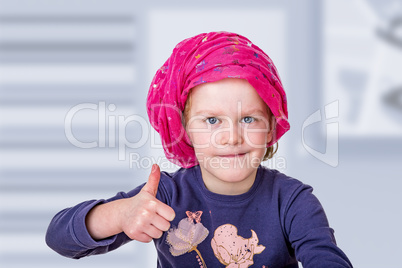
[0,0,401,267]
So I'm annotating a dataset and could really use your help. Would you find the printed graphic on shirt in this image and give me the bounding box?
[211,224,265,268]
[166,211,209,268]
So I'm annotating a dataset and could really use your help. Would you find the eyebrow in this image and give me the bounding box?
[193,108,266,116]
[241,109,266,115]
[192,110,219,116]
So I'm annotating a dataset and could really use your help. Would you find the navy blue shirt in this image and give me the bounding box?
[46,165,353,267]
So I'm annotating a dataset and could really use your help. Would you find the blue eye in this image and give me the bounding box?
[206,117,219,124]
[242,117,255,124]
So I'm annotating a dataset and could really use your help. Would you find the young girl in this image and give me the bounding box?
[46,31,353,267]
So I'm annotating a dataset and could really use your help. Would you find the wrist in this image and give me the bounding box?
[86,199,125,240]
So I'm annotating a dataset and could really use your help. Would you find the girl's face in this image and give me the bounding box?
[185,78,273,195]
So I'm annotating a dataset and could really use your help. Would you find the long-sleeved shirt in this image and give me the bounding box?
[46,165,353,267]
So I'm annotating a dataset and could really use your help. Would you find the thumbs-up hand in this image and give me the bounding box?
[118,164,175,243]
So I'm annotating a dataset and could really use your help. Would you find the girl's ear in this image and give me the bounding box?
[266,130,273,145]
[266,116,276,144]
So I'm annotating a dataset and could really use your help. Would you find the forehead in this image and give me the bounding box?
[189,78,267,111]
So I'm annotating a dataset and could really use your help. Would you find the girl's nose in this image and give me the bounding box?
[220,122,244,146]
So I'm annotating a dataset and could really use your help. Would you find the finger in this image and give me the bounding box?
[144,224,164,240]
[150,214,171,232]
[141,164,161,197]
[156,202,176,222]
[134,233,153,243]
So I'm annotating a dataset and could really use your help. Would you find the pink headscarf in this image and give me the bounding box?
[147,31,290,168]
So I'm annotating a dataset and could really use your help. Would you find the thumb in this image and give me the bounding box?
[141,164,161,197]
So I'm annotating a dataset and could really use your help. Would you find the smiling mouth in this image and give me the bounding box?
[218,153,247,158]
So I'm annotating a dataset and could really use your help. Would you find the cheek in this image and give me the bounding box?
[243,131,268,148]
[186,125,212,149]
[243,122,270,148]
[190,133,211,148]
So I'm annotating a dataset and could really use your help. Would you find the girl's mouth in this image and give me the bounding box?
[218,153,247,158]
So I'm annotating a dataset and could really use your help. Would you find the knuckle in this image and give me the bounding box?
[141,199,156,212]
[126,228,140,239]
[148,200,158,210]
[137,234,152,243]
[125,220,147,238]
[140,209,150,218]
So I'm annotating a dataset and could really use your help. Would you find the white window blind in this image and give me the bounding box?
[0,4,154,267]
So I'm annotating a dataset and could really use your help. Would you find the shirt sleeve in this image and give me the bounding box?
[283,184,353,268]
[45,185,144,259]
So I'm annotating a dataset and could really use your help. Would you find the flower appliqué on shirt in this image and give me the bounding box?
[211,224,265,268]
[166,211,209,268]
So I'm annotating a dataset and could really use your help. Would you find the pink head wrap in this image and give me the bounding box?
[147,31,290,168]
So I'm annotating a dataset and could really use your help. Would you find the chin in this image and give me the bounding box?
[211,166,257,182]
